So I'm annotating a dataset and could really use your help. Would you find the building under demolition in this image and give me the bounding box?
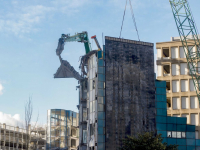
[54,34,156,150]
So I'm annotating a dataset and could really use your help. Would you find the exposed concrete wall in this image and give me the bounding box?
[105,37,156,150]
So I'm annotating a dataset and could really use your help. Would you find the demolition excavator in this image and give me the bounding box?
[54,31,101,80]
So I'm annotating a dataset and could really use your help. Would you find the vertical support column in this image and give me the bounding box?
[0,123,1,150]
[9,126,10,150]
[13,127,15,150]
[21,129,24,149]
[3,123,6,150]
[16,126,19,150]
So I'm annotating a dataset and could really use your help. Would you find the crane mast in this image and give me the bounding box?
[169,0,200,102]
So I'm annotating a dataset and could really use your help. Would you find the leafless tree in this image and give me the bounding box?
[25,96,39,150]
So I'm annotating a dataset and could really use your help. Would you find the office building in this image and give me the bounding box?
[156,36,200,138]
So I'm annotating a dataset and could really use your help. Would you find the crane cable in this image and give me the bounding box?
[119,0,127,38]
[129,0,140,41]
[119,0,140,41]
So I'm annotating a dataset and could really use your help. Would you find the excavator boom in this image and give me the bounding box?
[56,31,91,56]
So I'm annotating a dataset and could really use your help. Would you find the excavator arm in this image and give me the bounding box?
[54,31,92,80]
[56,31,91,56]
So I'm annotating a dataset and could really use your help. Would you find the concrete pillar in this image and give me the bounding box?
[3,123,6,150]
[16,126,19,150]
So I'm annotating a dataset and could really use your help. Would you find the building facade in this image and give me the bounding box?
[156,37,200,138]
[156,79,200,150]
[30,127,46,150]
[0,123,28,150]
[46,109,79,150]
[78,37,156,150]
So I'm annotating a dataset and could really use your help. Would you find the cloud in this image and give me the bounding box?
[0,112,24,128]
[0,4,54,36]
[0,83,3,95]
[0,0,92,37]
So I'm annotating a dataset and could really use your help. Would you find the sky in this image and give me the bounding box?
[0,0,200,126]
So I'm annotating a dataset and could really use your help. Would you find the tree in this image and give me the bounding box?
[24,97,39,150]
[120,132,178,150]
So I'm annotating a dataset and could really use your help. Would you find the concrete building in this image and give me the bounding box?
[30,127,46,150]
[156,79,200,149]
[156,36,200,138]
[46,109,79,150]
[78,36,156,150]
[0,123,28,150]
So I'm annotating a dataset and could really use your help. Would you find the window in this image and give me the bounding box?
[163,48,170,58]
[189,63,196,74]
[190,79,195,91]
[167,131,171,137]
[177,132,181,138]
[172,131,176,138]
[180,47,186,58]
[181,80,188,92]
[180,63,187,75]
[172,80,179,92]
[188,46,196,58]
[182,132,186,138]
[172,64,179,76]
[90,124,94,136]
[83,130,87,143]
[191,114,198,125]
[171,47,178,58]
[172,97,180,110]
[163,65,170,76]
[181,97,189,109]
[83,108,87,121]
[190,97,198,109]
[92,80,95,89]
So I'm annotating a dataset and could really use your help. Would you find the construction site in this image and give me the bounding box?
[49,0,200,150]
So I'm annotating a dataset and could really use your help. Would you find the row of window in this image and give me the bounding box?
[157,46,196,60]
[166,80,196,93]
[157,63,200,77]
[170,96,198,110]
[167,131,185,138]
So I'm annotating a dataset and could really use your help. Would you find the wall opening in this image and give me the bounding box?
[166,81,171,93]
[167,98,171,110]
[71,139,76,148]
[163,48,169,59]
[163,65,170,76]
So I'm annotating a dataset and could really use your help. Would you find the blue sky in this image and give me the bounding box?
[0,0,200,125]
